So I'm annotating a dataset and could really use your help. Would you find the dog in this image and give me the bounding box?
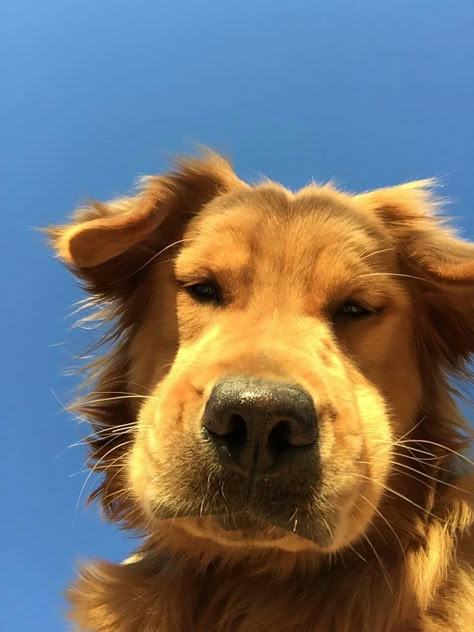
[49,152,474,631]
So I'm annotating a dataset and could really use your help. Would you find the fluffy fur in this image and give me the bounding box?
[49,152,474,631]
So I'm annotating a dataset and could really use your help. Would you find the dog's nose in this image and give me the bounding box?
[202,377,317,476]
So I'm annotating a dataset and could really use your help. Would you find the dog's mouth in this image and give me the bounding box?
[215,510,283,536]
[151,497,334,547]
[154,509,333,551]
[148,451,335,546]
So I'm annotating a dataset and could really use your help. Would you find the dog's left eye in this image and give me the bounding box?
[184,282,221,304]
[336,301,374,319]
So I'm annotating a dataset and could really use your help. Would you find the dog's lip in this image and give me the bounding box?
[213,503,321,542]
[214,518,287,541]
[196,511,326,545]
[152,502,323,544]
[215,510,268,533]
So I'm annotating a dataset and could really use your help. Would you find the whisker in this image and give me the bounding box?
[370,417,428,459]
[397,440,474,468]
[358,247,395,264]
[105,487,131,504]
[199,493,208,519]
[347,544,368,564]
[74,394,157,406]
[321,516,335,544]
[67,424,139,449]
[353,473,445,524]
[390,451,460,477]
[359,493,405,559]
[55,421,136,461]
[353,502,388,545]
[352,514,393,593]
[394,446,442,461]
[390,460,473,495]
[361,530,393,593]
[358,272,437,286]
[92,389,155,396]
[73,439,134,521]
[128,238,192,277]
[102,459,131,503]
[395,416,428,444]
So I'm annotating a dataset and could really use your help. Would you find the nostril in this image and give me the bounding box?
[207,413,247,448]
[268,420,293,454]
[224,413,247,447]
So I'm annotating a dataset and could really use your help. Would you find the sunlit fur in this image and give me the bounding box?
[49,152,474,631]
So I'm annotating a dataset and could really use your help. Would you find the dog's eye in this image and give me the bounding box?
[336,301,374,320]
[184,282,221,304]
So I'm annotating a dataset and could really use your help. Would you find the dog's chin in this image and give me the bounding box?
[151,508,330,553]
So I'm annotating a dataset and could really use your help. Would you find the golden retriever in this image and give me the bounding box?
[49,152,474,631]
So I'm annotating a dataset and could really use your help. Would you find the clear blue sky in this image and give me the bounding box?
[2,1,473,629]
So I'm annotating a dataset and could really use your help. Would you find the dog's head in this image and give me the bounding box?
[50,153,474,555]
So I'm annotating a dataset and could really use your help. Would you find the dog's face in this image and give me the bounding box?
[50,154,474,555]
[128,186,420,552]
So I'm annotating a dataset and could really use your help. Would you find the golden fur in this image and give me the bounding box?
[49,152,474,631]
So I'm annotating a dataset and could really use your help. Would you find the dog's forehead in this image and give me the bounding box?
[180,183,387,268]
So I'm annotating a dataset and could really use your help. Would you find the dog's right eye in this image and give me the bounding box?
[184,282,222,304]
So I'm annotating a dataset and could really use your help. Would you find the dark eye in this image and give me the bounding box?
[336,301,374,320]
[185,282,221,304]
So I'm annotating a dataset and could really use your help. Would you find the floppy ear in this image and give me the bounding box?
[356,181,474,363]
[47,152,244,295]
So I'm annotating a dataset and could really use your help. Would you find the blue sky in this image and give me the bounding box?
[2,1,473,629]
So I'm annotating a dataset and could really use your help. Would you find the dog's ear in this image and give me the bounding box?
[356,181,474,363]
[47,152,244,295]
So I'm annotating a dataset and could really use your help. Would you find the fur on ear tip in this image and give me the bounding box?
[170,149,242,189]
[173,147,234,170]
[59,225,101,268]
[434,260,474,284]
[43,225,75,265]
[356,177,445,218]
[44,192,168,268]
[45,223,103,267]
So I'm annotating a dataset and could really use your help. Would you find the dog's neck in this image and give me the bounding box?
[68,481,473,631]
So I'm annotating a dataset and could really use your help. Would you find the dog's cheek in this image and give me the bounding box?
[345,382,393,544]
[318,379,392,550]
[128,263,181,395]
[347,310,422,437]
[127,394,186,518]
[126,401,158,517]
[126,363,208,520]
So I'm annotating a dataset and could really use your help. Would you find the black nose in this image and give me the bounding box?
[202,377,317,476]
